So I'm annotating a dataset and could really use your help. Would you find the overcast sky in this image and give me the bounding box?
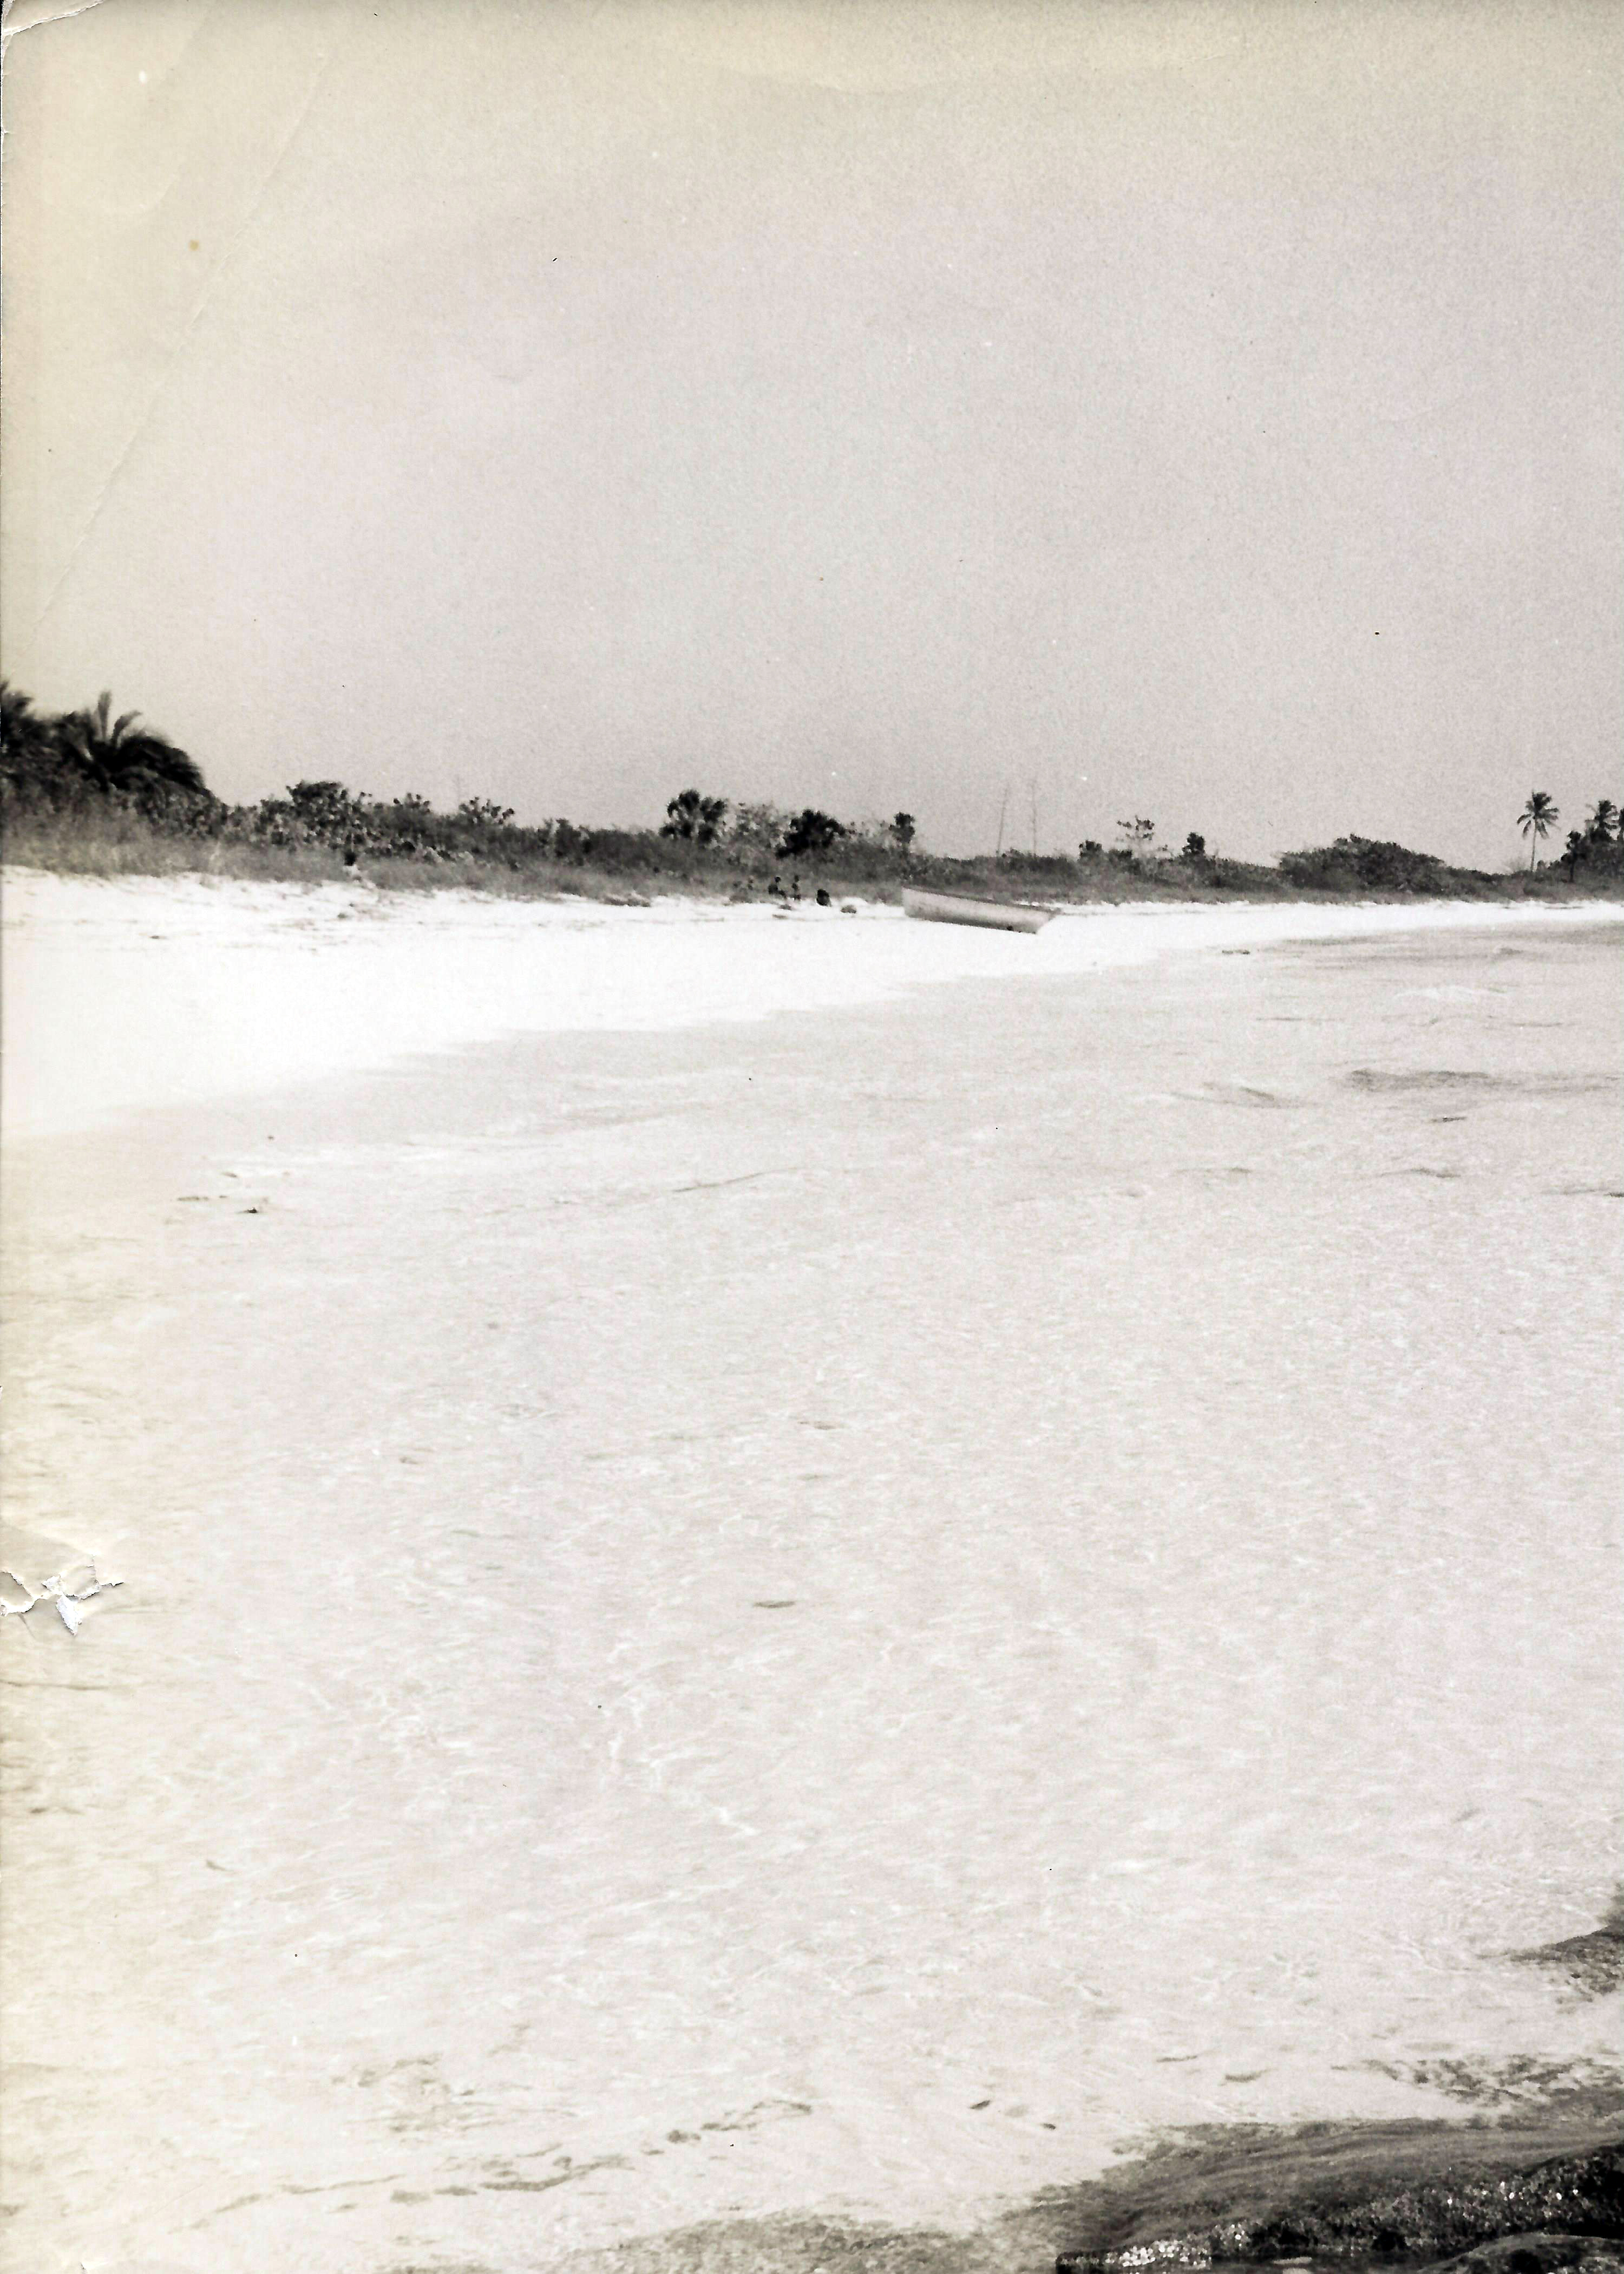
[3,0,1618,865]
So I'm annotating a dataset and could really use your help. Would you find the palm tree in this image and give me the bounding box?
[1,682,71,806]
[57,691,208,802]
[660,787,729,844]
[1,682,51,760]
[1586,798,1619,844]
[1517,789,1558,871]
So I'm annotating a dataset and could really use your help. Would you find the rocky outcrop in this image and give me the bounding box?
[1434,2236,1623,2274]
[1507,1889,1624,2002]
[1055,2137,1622,2274]
[1510,1929,1624,2002]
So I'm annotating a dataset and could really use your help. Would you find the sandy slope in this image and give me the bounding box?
[3,868,1615,1139]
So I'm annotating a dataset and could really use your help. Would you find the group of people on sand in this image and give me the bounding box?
[768,875,839,908]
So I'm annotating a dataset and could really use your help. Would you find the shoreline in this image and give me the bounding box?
[4,865,1619,1141]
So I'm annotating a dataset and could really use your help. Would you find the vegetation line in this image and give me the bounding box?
[3,684,1621,907]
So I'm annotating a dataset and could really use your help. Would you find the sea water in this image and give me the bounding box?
[3,917,1619,2272]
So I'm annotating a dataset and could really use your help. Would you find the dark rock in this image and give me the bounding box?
[1510,1930,1624,2001]
[1434,2234,1624,2274]
[1055,2136,1623,2274]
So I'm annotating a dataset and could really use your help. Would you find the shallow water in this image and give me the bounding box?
[3,920,1620,2273]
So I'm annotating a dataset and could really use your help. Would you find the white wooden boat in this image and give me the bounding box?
[901,886,1055,934]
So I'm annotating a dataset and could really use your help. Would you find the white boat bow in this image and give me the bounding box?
[901,886,1055,933]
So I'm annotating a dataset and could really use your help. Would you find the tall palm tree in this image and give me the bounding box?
[57,691,207,801]
[1586,798,1619,844]
[1517,789,1558,871]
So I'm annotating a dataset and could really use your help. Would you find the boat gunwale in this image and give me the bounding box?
[901,885,1057,916]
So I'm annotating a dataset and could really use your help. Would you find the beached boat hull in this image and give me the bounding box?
[901,887,1055,933]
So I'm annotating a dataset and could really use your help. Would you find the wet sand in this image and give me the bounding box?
[2,880,1619,2272]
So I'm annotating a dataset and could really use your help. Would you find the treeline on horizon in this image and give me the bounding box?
[3,681,1621,904]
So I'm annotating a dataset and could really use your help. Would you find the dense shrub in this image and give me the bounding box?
[1279,835,1451,892]
[1561,831,1624,884]
[8,679,1619,907]
[778,808,846,858]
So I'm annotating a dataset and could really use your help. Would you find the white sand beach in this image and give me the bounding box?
[2,875,1620,2274]
[4,871,1617,1139]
